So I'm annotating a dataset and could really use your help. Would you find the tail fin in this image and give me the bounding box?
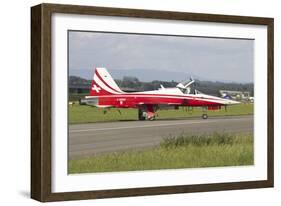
[89,67,124,96]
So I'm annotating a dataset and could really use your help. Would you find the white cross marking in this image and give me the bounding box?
[92,84,101,93]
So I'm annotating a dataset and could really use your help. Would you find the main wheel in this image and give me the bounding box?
[202,114,208,119]
[148,116,156,121]
[138,109,146,120]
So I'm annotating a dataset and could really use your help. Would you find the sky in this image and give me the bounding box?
[68,31,254,83]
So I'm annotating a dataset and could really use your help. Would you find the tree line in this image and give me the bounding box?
[69,75,254,96]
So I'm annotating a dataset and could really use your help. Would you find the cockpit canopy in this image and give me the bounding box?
[158,77,205,95]
[176,77,195,94]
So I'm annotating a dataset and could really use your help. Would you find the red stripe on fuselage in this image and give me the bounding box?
[96,94,223,108]
[128,93,221,101]
[93,93,222,101]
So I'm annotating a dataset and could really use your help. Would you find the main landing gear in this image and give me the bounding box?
[138,109,146,120]
[138,105,156,120]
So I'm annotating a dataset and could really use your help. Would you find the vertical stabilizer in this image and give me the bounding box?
[89,67,124,96]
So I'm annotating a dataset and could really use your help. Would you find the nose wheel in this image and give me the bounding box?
[202,114,208,119]
[201,106,208,119]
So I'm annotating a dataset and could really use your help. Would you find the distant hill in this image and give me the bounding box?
[70,68,201,83]
[69,75,254,96]
[69,76,91,85]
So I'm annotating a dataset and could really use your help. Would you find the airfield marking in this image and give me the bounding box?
[69,117,248,133]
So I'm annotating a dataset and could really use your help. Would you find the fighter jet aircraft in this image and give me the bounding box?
[83,67,240,120]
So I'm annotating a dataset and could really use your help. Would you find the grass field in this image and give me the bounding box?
[69,103,253,124]
[69,132,253,174]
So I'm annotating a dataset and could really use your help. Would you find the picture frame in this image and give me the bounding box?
[31,3,274,202]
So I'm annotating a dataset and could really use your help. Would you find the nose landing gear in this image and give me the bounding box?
[202,113,208,119]
[201,106,208,119]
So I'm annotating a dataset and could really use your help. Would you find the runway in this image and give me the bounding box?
[69,115,253,160]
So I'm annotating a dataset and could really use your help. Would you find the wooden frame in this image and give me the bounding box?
[31,3,274,202]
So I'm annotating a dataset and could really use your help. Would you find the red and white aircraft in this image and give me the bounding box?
[83,67,240,120]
